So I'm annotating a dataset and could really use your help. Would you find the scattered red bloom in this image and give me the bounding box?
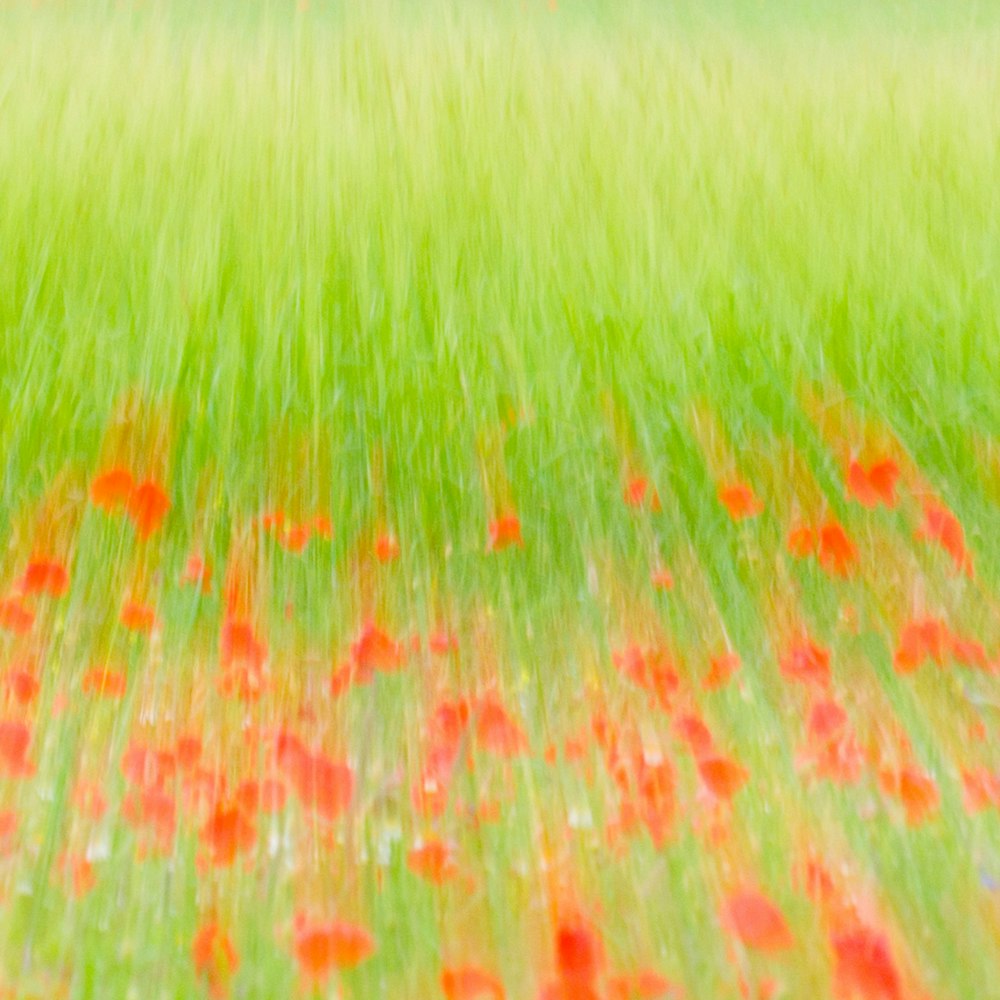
[718,482,763,521]
[673,714,715,758]
[781,638,832,689]
[200,801,257,866]
[236,777,287,815]
[375,533,400,563]
[636,756,677,847]
[312,515,334,539]
[916,498,973,576]
[555,915,604,990]
[0,720,34,777]
[892,617,948,673]
[121,785,177,853]
[176,735,202,771]
[487,513,523,552]
[278,522,310,553]
[293,916,375,983]
[0,596,34,635]
[127,479,171,539]
[82,667,127,699]
[608,969,682,999]
[193,921,239,998]
[786,525,816,558]
[90,467,134,511]
[704,651,740,691]
[878,765,940,826]
[429,629,460,656]
[961,768,1000,814]
[4,667,40,705]
[73,780,108,820]
[949,633,990,670]
[441,964,505,1000]
[830,925,901,1000]
[62,853,97,897]
[722,889,794,953]
[180,554,213,593]
[20,558,69,597]
[624,478,660,511]
[612,645,680,711]
[697,756,749,800]
[807,699,848,743]
[121,741,176,789]
[0,810,16,855]
[407,837,458,884]
[817,521,858,577]
[121,600,156,634]
[276,735,354,821]
[846,458,900,509]
[475,695,528,757]
[220,619,267,669]
[351,620,407,673]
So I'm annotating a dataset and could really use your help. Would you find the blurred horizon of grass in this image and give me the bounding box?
[0,0,998,559]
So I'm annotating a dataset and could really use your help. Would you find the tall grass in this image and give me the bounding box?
[1,2,999,998]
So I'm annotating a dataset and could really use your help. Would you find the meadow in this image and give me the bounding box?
[1,1,1000,997]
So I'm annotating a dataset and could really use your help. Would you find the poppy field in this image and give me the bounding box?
[2,1,1000,997]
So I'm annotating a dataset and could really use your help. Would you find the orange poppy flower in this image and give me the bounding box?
[200,802,257,866]
[192,921,239,998]
[718,482,764,521]
[0,596,34,635]
[623,477,660,511]
[90,467,134,511]
[555,916,604,989]
[441,964,505,1000]
[0,720,34,777]
[846,458,900,509]
[916,499,973,576]
[817,521,858,576]
[81,667,127,699]
[892,617,948,673]
[698,756,749,800]
[278,523,310,553]
[830,925,901,1000]
[312,514,334,539]
[180,554,213,593]
[475,696,528,757]
[4,667,40,705]
[121,600,156,634]
[722,889,794,952]
[20,558,69,597]
[293,916,375,982]
[786,525,816,558]
[127,480,170,539]
[781,638,831,689]
[703,651,740,691]
[351,621,407,673]
[407,837,458,884]
[375,533,400,563]
[487,514,523,552]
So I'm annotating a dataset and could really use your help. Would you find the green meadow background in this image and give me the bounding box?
[1,1,999,997]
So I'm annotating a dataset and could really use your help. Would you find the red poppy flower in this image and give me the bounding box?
[20,558,69,597]
[90,467,134,511]
[127,480,170,539]
[722,889,794,952]
[718,482,764,521]
[487,514,523,551]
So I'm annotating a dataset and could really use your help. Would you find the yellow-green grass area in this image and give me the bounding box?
[1,1,1000,997]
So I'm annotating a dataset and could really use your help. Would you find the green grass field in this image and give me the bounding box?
[2,1,1000,997]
